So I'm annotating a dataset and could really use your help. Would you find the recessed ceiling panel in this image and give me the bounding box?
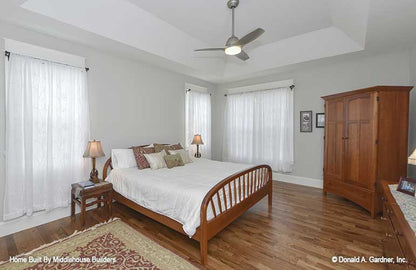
[127,0,332,46]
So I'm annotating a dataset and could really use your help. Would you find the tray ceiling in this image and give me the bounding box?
[126,0,332,46]
[0,0,415,83]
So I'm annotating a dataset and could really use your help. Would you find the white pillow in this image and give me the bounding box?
[144,150,167,170]
[111,149,137,169]
[169,149,193,164]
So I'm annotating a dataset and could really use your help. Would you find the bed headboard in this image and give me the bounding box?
[102,143,170,180]
[103,157,113,180]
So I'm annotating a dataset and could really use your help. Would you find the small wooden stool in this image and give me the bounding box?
[71,180,113,226]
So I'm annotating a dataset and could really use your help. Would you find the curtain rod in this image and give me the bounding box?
[224,84,295,96]
[4,50,89,72]
[186,89,212,96]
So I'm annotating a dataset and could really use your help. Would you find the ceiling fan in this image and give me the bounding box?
[194,0,265,61]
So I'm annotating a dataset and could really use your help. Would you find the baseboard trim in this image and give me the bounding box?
[273,172,323,189]
[0,205,97,237]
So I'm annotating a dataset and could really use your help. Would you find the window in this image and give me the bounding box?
[222,86,294,172]
[3,52,90,220]
[185,84,211,158]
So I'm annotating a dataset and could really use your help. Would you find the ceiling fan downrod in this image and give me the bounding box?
[228,0,239,37]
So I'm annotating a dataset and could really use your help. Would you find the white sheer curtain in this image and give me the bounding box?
[185,91,211,158]
[4,53,90,220]
[222,87,294,172]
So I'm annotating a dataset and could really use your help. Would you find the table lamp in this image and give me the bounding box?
[83,139,105,183]
[191,134,204,158]
[409,149,416,165]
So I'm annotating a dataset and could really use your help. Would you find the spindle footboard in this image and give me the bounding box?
[103,156,272,265]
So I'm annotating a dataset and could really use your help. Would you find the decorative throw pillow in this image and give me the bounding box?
[144,150,167,170]
[129,144,154,149]
[132,146,155,169]
[168,149,193,164]
[111,149,137,169]
[154,143,166,153]
[164,153,184,169]
[154,143,183,153]
[169,143,183,150]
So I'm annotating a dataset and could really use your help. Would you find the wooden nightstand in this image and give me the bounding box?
[71,180,113,226]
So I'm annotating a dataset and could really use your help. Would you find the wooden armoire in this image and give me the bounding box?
[322,86,413,217]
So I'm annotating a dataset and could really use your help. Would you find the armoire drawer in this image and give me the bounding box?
[325,180,374,212]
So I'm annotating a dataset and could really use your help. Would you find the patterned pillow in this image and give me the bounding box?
[168,149,193,164]
[144,150,167,170]
[169,143,183,150]
[164,154,184,169]
[132,146,155,169]
[130,144,154,149]
[154,143,183,153]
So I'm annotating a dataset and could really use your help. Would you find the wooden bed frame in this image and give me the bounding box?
[102,150,272,265]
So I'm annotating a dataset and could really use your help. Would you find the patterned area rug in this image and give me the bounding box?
[0,218,198,270]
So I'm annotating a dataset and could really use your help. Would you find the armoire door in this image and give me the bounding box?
[324,99,344,186]
[343,93,377,190]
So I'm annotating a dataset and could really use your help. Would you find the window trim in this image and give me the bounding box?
[185,83,208,93]
[227,79,294,95]
[4,38,85,68]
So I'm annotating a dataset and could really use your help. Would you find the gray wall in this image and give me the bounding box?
[0,25,5,223]
[212,50,412,181]
[409,47,416,177]
[0,20,415,225]
[0,22,214,221]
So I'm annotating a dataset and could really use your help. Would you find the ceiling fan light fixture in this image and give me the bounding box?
[225,45,242,55]
[194,0,264,61]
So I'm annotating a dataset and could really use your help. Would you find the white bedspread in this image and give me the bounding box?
[106,158,252,237]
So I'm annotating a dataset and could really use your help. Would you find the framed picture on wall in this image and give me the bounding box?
[316,113,325,128]
[300,111,313,132]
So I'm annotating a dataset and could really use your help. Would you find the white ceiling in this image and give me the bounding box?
[127,0,332,46]
[1,0,416,83]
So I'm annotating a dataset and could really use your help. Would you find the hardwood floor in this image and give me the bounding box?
[0,182,387,270]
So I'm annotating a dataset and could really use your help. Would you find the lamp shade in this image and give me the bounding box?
[83,140,105,158]
[409,149,416,165]
[191,134,204,145]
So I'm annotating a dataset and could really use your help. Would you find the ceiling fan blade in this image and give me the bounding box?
[235,50,249,61]
[238,28,265,46]
[194,48,225,52]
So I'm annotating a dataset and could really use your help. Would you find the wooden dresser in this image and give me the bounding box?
[322,86,413,217]
[382,181,416,269]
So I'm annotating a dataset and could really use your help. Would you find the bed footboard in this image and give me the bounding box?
[199,165,273,264]
[103,157,272,265]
